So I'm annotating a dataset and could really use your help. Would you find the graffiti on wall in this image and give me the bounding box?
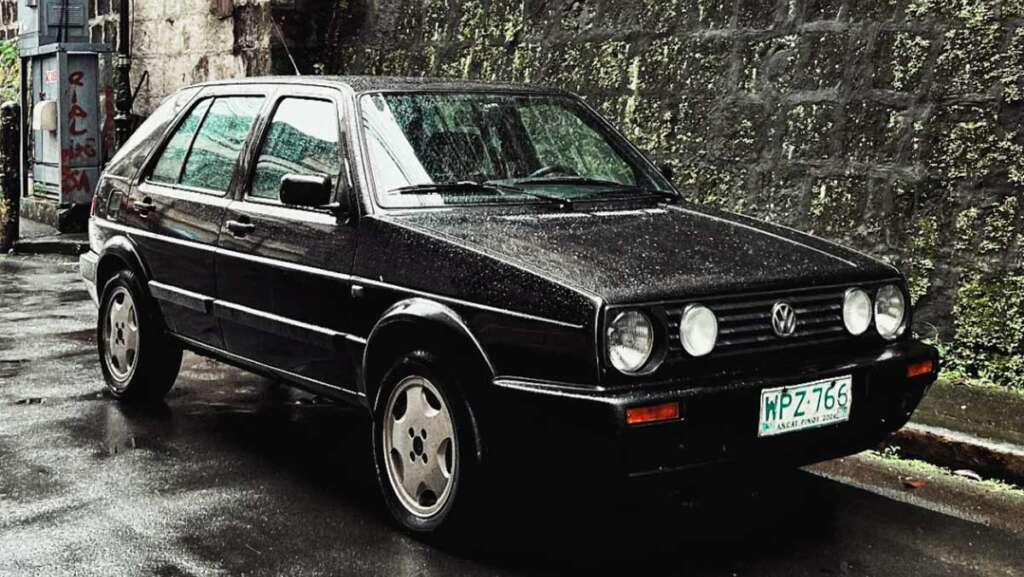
[62,70,96,194]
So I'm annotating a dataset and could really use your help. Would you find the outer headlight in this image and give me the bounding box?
[875,285,907,340]
[607,310,655,374]
[843,288,872,336]
[680,304,718,357]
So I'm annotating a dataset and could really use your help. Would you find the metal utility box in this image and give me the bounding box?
[18,0,91,52]
[18,0,112,231]
[29,49,106,206]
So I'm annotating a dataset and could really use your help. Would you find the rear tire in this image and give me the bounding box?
[97,270,183,402]
[371,350,481,538]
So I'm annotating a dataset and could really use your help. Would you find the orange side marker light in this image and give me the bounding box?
[907,360,935,378]
[626,402,680,426]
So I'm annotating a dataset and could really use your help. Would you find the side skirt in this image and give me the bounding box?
[172,333,370,411]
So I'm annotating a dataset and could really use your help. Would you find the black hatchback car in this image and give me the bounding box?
[81,76,939,535]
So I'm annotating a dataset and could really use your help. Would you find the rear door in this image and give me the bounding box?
[124,87,268,348]
[215,86,361,394]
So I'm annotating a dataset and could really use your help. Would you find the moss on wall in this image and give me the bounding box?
[324,0,1024,389]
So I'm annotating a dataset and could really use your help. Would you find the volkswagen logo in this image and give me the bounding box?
[771,302,798,337]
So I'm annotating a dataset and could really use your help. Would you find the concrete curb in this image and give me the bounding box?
[887,423,1024,486]
[12,236,89,256]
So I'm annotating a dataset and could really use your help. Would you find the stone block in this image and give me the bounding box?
[739,34,799,92]
[797,32,847,90]
[808,173,868,238]
[843,100,911,162]
[804,0,846,22]
[872,30,933,91]
[712,100,769,161]
[782,102,837,160]
[737,0,781,30]
[638,35,732,97]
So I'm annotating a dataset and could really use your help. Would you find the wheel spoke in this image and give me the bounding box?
[404,386,431,420]
[402,457,427,502]
[389,417,413,458]
[422,449,449,496]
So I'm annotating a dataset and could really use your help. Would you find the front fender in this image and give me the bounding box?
[362,298,494,464]
[362,298,495,405]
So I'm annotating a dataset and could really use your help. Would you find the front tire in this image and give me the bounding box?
[97,270,183,402]
[371,350,480,537]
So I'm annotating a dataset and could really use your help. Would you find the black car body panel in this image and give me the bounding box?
[388,204,896,305]
[81,76,938,481]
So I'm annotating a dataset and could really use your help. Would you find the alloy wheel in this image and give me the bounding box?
[103,286,140,387]
[382,375,457,518]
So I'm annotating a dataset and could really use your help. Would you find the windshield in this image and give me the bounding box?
[359,92,672,208]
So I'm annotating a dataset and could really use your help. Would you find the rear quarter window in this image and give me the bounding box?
[104,87,201,179]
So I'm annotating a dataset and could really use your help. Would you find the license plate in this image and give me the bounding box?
[758,375,853,438]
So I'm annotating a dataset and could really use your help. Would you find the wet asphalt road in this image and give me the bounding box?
[2,254,1023,577]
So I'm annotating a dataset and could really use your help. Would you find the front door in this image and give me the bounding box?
[124,91,267,349]
[215,89,360,393]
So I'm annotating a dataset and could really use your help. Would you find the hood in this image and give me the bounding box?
[391,204,899,304]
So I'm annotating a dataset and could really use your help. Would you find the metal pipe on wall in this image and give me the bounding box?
[113,0,132,150]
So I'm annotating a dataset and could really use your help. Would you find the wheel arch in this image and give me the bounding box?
[96,235,151,294]
[362,298,495,462]
[363,298,496,406]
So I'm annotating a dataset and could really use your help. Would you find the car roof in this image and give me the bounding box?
[193,75,571,96]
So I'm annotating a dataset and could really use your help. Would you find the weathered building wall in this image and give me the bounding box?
[0,0,323,114]
[322,0,1024,388]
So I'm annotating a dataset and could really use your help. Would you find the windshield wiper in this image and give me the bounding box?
[391,181,509,196]
[511,176,641,190]
[483,180,574,209]
[510,176,681,205]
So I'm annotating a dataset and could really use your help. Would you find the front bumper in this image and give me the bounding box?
[80,250,99,305]
[488,340,938,480]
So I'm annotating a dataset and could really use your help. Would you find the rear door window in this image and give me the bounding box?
[249,98,342,201]
[107,87,201,179]
[149,98,212,185]
[180,97,265,193]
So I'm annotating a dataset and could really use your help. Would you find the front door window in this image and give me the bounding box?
[249,98,343,202]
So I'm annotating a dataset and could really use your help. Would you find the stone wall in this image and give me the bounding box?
[321,0,1024,388]
[1,1,1020,387]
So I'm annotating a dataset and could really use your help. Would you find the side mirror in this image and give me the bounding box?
[280,174,333,208]
[658,163,674,182]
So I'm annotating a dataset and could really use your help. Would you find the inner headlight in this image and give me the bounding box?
[680,304,718,357]
[843,288,872,335]
[607,310,654,374]
[874,285,907,340]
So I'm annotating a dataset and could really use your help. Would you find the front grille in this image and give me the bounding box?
[662,285,865,359]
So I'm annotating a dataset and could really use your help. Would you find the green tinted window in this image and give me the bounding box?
[180,97,264,193]
[110,87,201,179]
[250,98,341,201]
[519,104,634,186]
[149,98,211,184]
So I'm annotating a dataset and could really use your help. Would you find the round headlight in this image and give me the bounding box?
[875,285,907,340]
[607,310,655,374]
[680,305,718,357]
[843,288,872,336]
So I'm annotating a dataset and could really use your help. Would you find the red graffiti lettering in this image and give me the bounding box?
[69,93,88,136]
[68,71,89,136]
[63,70,95,195]
[62,141,97,162]
[62,166,91,194]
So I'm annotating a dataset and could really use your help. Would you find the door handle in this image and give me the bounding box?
[226,219,256,237]
[134,197,155,217]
